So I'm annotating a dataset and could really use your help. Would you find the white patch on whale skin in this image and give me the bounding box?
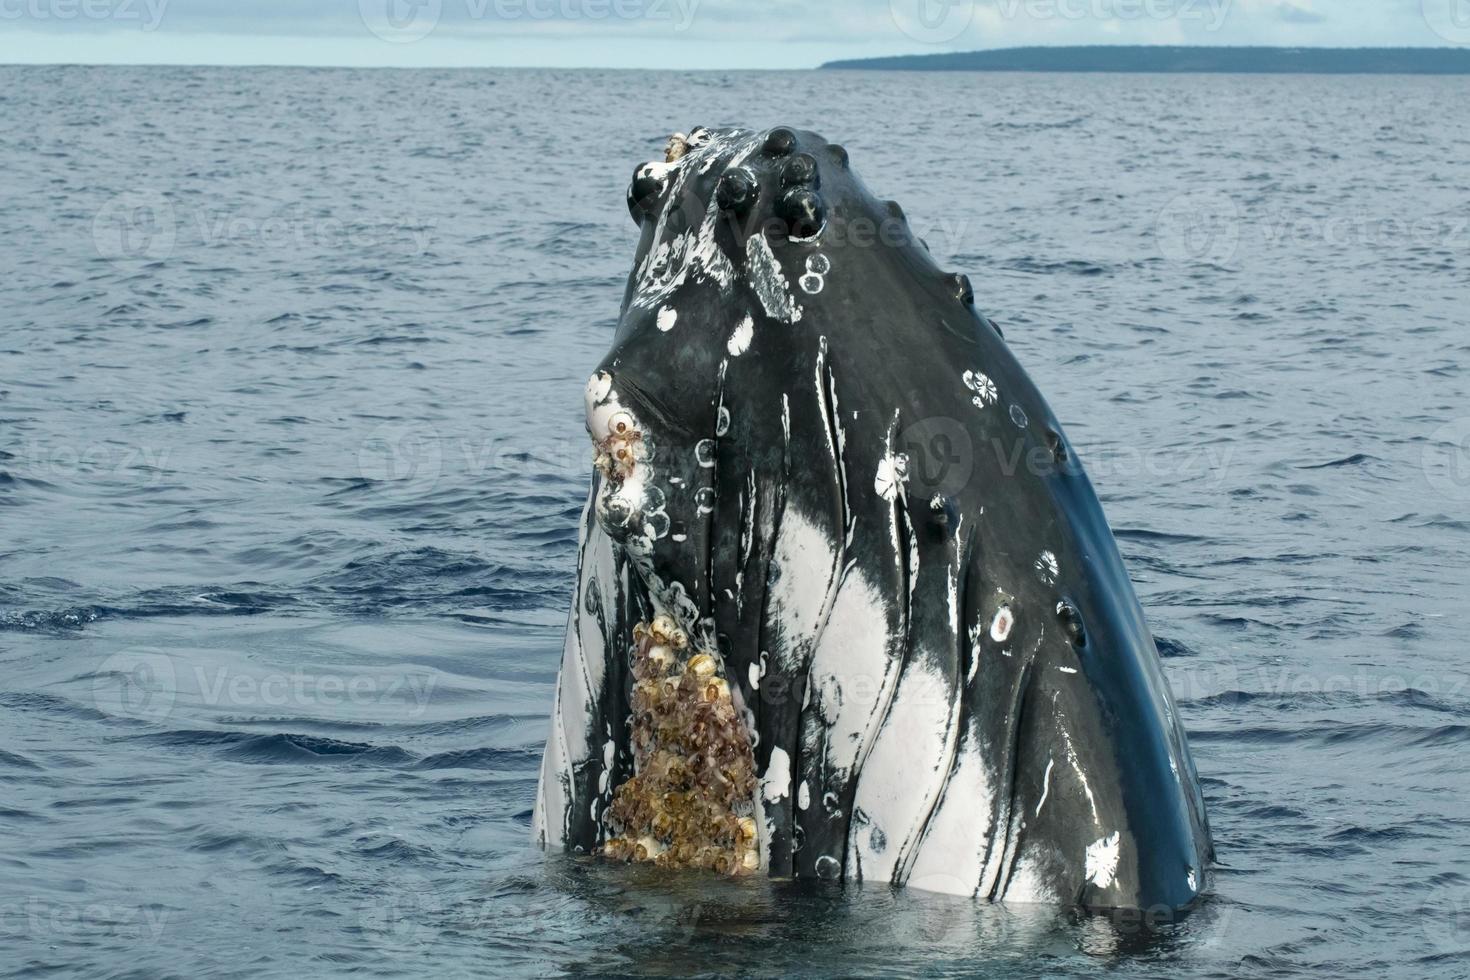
[744,233,803,324]
[904,727,994,894]
[1035,550,1060,586]
[1085,831,1122,889]
[584,371,613,410]
[656,306,678,332]
[533,496,619,848]
[727,314,754,356]
[851,665,957,885]
[1001,853,1058,905]
[766,509,841,673]
[798,781,811,811]
[874,451,909,502]
[803,568,893,851]
[963,369,998,408]
[761,746,792,857]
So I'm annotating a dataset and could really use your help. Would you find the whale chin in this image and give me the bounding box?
[535,125,1213,910]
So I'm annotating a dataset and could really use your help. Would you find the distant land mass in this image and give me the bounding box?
[820,46,1470,74]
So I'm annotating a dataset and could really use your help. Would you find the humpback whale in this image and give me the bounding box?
[533,126,1213,910]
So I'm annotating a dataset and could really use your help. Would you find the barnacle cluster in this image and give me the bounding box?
[603,615,761,875]
[593,410,646,482]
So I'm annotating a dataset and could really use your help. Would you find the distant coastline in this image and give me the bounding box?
[820,46,1470,74]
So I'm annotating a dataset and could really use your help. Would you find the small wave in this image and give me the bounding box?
[0,748,42,769]
[1153,635,1196,658]
[414,747,542,771]
[216,733,419,766]
[0,690,115,723]
[1114,527,1210,544]
[1297,453,1379,469]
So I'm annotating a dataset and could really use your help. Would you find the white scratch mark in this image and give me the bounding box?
[744,233,803,324]
[1034,758,1055,817]
[727,313,754,356]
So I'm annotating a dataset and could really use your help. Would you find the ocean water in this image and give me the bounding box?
[2,65,1469,978]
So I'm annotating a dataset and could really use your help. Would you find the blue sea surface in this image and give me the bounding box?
[2,66,1469,978]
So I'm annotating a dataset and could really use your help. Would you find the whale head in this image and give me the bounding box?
[541,126,1214,911]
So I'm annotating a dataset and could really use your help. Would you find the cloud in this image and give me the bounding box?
[1274,1,1328,23]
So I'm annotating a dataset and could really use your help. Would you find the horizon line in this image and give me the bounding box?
[6,42,1470,73]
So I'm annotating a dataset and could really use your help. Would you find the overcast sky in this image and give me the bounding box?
[1,0,1465,68]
